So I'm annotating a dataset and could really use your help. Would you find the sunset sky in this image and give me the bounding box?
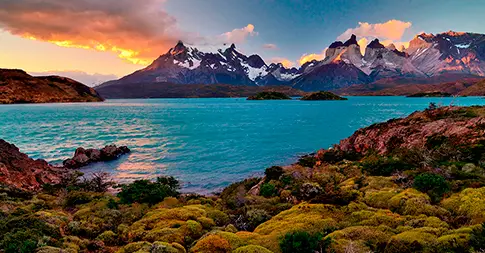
[1,0,484,86]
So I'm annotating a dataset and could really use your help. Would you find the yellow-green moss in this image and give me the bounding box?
[385,231,438,253]
[117,241,152,253]
[389,189,448,216]
[96,230,117,245]
[232,245,273,253]
[363,190,397,209]
[36,246,76,253]
[190,234,231,253]
[441,187,485,224]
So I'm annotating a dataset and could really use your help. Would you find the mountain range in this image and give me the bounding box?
[96,31,485,97]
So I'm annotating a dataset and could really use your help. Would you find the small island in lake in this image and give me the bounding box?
[247,91,292,100]
[407,91,453,97]
[300,91,348,100]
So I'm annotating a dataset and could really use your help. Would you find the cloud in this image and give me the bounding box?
[29,70,118,87]
[337,20,412,54]
[357,38,368,55]
[218,24,257,44]
[263,44,278,50]
[337,20,412,41]
[0,0,257,65]
[270,57,294,68]
[298,49,327,65]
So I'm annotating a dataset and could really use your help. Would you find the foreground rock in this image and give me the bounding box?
[335,106,485,155]
[0,69,104,104]
[300,91,348,100]
[247,91,291,100]
[63,145,130,169]
[0,139,68,191]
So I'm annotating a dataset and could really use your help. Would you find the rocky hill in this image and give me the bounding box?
[0,69,104,104]
[98,31,485,96]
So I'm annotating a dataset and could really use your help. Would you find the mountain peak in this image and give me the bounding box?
[443,30,466,37]
[329,41,344,48]
[343,34,358,47]
[170,40,187,56]
[367,39,385,49]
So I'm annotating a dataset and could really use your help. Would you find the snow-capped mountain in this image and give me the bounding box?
[98,31,485,94]
[291,32,485,91]
[406,31,485,76]
[100,41,284,87]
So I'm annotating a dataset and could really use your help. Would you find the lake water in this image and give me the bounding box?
[1,96,484,193]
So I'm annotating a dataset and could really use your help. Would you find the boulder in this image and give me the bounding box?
[63,145,130,169]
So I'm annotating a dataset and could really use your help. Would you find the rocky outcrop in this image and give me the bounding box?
[0,139,68,191]
[332,106,485,155]
[0,69,104,104]
[63,145,130,169]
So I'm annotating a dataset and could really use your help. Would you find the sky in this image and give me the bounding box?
[0,0,484,86]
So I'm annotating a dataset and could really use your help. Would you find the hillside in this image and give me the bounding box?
[3,106,485,252]
[96,82,305,99]
[336,74,484,96]
[0,69,104,104]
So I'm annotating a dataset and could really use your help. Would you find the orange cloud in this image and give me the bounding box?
[338,20,412,54]
[357,38,368,55]
[271,57,295,68]
[338,20,412,41]
[219,24,257,44]
[298,49,327,65]
[0,0,257,65]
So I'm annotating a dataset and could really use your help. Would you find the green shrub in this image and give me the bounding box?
[117,176,180,205]
[297,155,318,168]
[64,191,95,207]
[265,166,284,181]
[0,230,39,253]
[361,155,413,176]
[279,231,330,253]
[260,183,277,198]
[470,223,485,251]
[413,173,450,202]
[246,209,271,231]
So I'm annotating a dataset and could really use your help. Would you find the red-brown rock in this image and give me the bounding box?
[0,139,68,191]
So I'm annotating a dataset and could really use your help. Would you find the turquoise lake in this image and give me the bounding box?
[1,96,484,193]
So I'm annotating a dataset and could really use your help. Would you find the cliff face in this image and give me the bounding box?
[0,139,68,191]
[0,69,104,104]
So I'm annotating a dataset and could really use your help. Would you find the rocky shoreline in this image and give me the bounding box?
[2,106,485,253]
